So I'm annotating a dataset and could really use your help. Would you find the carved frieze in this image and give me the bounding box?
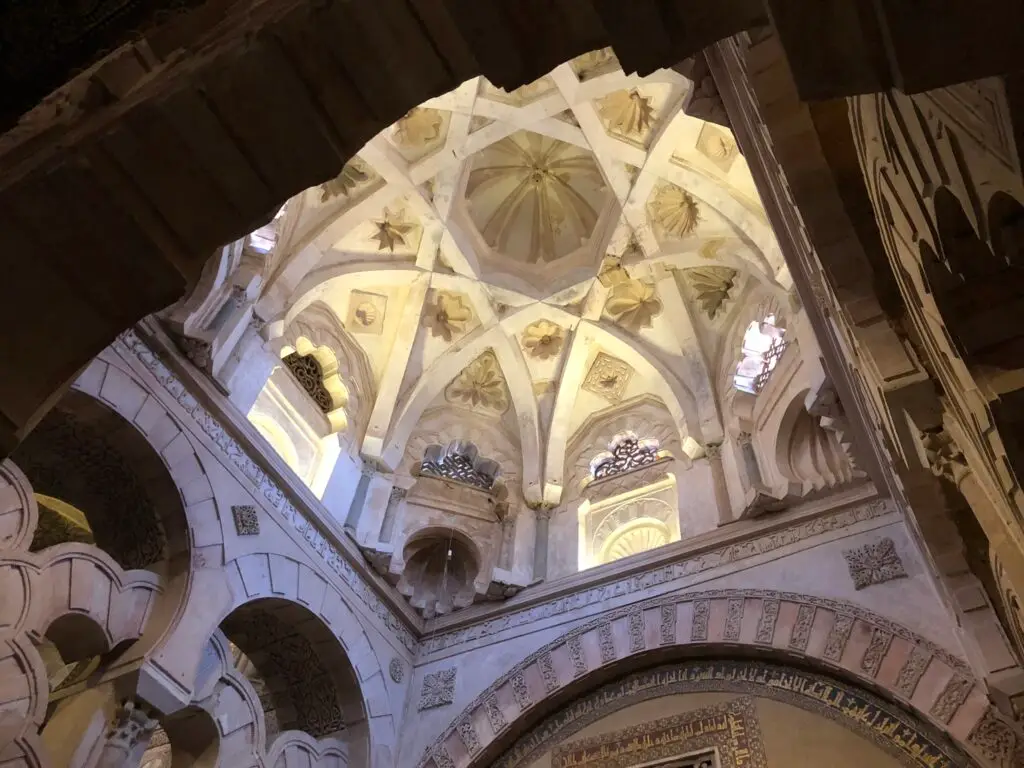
[823,614,855,662]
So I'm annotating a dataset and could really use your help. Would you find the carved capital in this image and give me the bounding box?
[704,443,723,461]
[736,431,753,446]
[921,429,970,487]
[107,700,158,751]
[229,284,247,308]
[175,335,212,372]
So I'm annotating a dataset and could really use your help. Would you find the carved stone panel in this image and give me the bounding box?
[419,668,457,711]
[842,538,907,590]
[232,505,260,536]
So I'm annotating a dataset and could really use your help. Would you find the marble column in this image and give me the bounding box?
[533,507,551,581]
[344,462,377,530]
[705,443,731,524]
[97,700,158,768]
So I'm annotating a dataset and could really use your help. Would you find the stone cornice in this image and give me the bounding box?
[420,487,893,655]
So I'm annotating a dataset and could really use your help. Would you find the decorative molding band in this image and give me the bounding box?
[416,589,978,768]
[420,498,893,654]
[118,329,418,651]
[496,663,967,768]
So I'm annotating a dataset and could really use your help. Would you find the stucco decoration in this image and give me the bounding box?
[389,657,404,684]
[597,89,656,142]
[465,130,607,264]
[603,523,670,562]
[347,289,387,335]
[589,433,665,480]
[231,505,260,536]
[552,697,761,768]
[648,182,701,239]
[401,408,522,496]
[485,663,968,768]
[696,123,739,172]
[684,266,737,319]
[319,157,376,203]
[278,302,374,440]
[603,278,663,332]
[582,353,634,404]
[843,538,908,590]
[522,320,565,360]
[570,47,619,81]
[445,351,510,413]
[282,351,333,413]
[422,291,474,342]
[371,209,416,253]
[418,441,500,491]
[419,668,457,710]
[393,107,444,148]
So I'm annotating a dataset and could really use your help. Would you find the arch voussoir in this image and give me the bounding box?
[418,589,999,768]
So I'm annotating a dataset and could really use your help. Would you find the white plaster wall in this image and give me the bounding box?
[322,450,362,527]
[698,521,959,654]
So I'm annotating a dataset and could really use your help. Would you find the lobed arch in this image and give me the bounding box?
[272,301,376,440]
[563,394,685,504]
[62,350,229,711]
[0,460,163,765]
[400,407,521,493]
[852,89,1024,528]
[416,589,1006,768]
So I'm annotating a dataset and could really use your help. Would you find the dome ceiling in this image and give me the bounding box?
[253,48,795,505]
[465,130,609,265]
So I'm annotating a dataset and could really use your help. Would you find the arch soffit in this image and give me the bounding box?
[416,588,990,768]
[216,551,396,766]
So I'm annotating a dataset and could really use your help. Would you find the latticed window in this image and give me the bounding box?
[282,352,332,413]
[734,314,787,394]
[589,432,665,481]
[418,441,500,491]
